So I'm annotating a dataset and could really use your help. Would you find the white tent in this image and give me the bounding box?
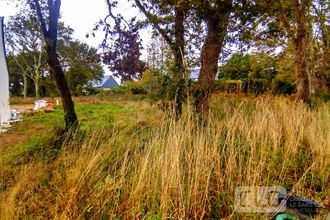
[0,17,10,125]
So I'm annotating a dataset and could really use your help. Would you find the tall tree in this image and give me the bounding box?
[60,41,104,96]
[310,0,329,94]
[254,0,314,103]
[193,0,233,115]
[130,0,189,118]
[5,9,45,99]
[99,0,187,118]
[30,0,77,129]
[6,51,41,97]
[146,34,174,76]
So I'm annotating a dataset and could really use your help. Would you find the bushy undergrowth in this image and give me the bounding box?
[0,96,329,219]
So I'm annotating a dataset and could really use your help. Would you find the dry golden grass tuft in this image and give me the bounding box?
[1,96,329,219]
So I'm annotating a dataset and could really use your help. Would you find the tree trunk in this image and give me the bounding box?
[12,55,29,98]
[33,0,78,130]
[195,24,222,115]
[293,37,310,103]
[173,0,185,119]
[292,4,311,103]
[34,50,42,99]
[35,69,41,99]
[45,44,77,129]
[23,73,28,98]
[134,0,186,119]
[194,1,232,116]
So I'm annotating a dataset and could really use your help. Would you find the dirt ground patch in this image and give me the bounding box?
[0,105,36,150]
[10,104,34,111]
[0,131,28,150]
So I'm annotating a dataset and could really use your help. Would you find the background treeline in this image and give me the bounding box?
[97,0,330,116]
[5,0,330,124]
[109,34,329,102]
[6,0,329,103]
[5,9,104,98]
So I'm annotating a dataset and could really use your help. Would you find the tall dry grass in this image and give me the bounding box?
[1,97,329,219]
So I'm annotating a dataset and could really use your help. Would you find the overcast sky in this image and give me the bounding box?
[0,0,150,79]
[0,0,143,46]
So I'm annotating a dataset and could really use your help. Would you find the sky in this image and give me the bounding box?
[0,0,141,47]
[61,0,109,48]
[0,0,151,80]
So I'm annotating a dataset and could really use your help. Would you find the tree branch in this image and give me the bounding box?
[12,55,35,81]
[32,0,48,35]
[134,0,175,50]
[105,0,131,28]
[277,1,295,40]
[105,0,118,22]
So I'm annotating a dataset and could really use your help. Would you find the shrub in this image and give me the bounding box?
[126,81,148,95]
[244,78,270,94]
[110,85,129,95]
[271,72,296,95]
[213,79,270,94]
[213,79,244,93]
[124,69,178,101]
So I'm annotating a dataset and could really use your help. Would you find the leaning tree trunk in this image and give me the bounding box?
[45,44,77,129]
[33,0,78,130]
[195,2,232,116]
[195,24,222,115]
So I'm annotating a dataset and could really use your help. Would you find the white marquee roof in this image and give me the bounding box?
[0,16,10,124]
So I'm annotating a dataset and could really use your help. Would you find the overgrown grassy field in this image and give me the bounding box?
[0,94,329,219]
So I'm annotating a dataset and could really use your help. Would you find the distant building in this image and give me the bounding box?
[94,75,119,89]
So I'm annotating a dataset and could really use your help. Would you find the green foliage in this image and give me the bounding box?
[271,48,296,95]
[213,79,270,94]
[5,9,46,98]
[125,81,147,95]
[5,7,103,98]
[62,41,104,96]
[219,52,277,81]
[110,86,129,95]
[7,54,25,96]
[129,69,178,101]
[248,52,277,80]
[213,79,244,93]
[244,78,270,94]
[216,51,301,95]
[219,53,251,80]
[40,77,58,97]
[271,72,296,95]
[139,69,161,93]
